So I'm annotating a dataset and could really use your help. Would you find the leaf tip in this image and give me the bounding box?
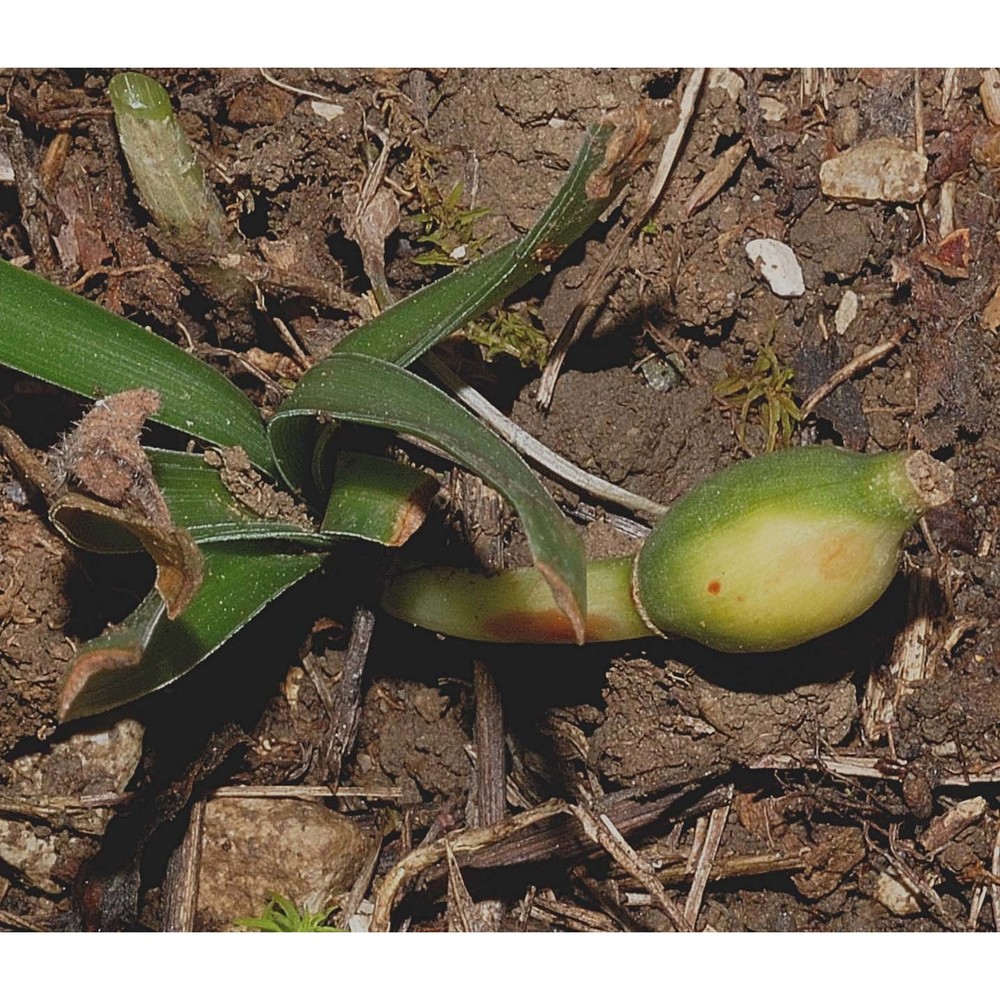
[535,559,587,645]
[58,645,143,723]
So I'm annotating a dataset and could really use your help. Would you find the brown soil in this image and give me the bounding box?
[1,68,999,932]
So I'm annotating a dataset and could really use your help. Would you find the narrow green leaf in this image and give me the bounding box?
[58,541,324,721]
[270,353,586,641]
[0,260,274,475]
[144,447,430,548]
[328,110,654,366]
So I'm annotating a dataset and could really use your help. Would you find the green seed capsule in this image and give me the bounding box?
[632,447,952,652]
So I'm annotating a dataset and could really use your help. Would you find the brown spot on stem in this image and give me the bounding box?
[533,242,566,264]
[707,579,722,595]
[483,609,619,644]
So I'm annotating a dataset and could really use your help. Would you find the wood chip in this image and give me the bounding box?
[980,70,1000,125]
[918,797,987,854]
[834,289,859,335]
[684,140,748,216]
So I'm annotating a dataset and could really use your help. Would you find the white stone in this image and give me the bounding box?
[310,100,344,121]
[834,290,860,334]
[745,238,805,298]
[875,872,921,916]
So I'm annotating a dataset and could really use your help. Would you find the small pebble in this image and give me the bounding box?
[834,290,860,335]
[820,138,928,204]
[310,100,344,121]
[745,238,805,298]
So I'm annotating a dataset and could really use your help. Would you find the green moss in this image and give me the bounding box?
[713,340,802,452]
[235,894,342,932]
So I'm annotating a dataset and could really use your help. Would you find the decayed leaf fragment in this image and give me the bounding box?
[49,388,204,618]
[917,227,971,279]
[820,138,928,204]
[584,104,660,200]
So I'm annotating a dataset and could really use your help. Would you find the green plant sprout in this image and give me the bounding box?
[0,74,955,724]
[107,72,250,302]
[0,74,662,721]
[235,894,341,932]
[713,340,802,452]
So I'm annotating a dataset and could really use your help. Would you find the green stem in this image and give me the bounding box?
[381,556,652,644]
[381,448,955,652]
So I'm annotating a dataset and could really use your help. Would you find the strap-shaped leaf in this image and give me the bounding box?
[321,451,438,547]
[331,108,655,365]
[145,448,433,548]
[271,108,657,499]
[270,352,586,642]
[58,541,324,721]
[0,260,274,475]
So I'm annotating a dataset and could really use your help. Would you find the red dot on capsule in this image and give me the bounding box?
[707,580,721,595]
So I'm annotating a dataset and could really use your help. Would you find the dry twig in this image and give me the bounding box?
[799,323,908,418]
[370,798,569,931]
[861,566,938,742]
[161,799,206,932]
[683,788,732,926]
[536,68,706,409]
[567,802,695,931]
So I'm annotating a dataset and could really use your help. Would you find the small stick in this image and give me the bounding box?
[259,69,332,103]
[536,69,706,409]
[528,894,621,932]
[270,314,312,370]
[324,605,376,785]
[209,784,406,799]
[161,799,206,932]
[914,68,925,158]
[683,789,732,926]
[445,840,479,932]
[473,660,507,829]
[992,820,1000,932]
[568,803,694,931]
[752,751,1000,788]
[799,324,908,418]
[336,827,385,931]
[370,798,570,930]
